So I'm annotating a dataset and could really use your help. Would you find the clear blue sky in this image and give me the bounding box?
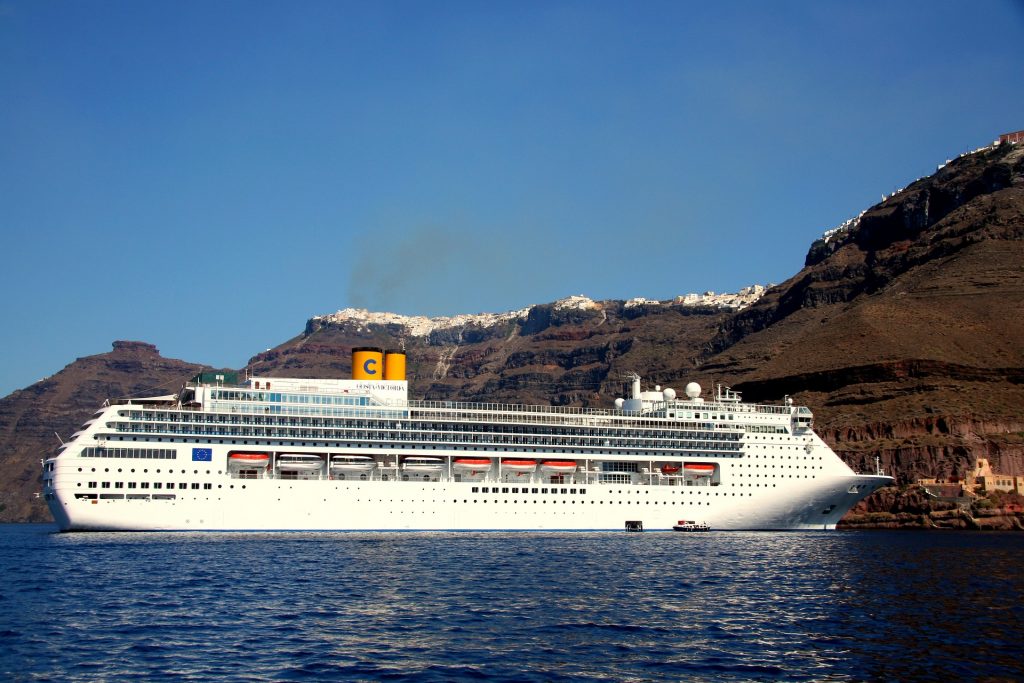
[1,0,1022,396]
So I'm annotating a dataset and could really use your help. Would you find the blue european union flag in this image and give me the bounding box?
[192,448,212,462]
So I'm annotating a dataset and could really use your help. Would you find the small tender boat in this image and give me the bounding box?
[452,458,493,473]
[540,460,577,474]
[277,453,325,471]
[403,456,444,472]
[672,520,710,532]
[501,459,537,473]
[660,464,681,475]
[330,455,376,472]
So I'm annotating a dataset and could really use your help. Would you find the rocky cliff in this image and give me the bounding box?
[249,295,747,407]
[0,342,207,522]
[707,141,1024,484]
[838,485,1024,530]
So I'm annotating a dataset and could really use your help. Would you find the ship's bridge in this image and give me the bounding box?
[184,375,408,415]
[793,405,814,431]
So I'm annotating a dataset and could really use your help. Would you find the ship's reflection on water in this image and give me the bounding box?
[4,527,1021,681]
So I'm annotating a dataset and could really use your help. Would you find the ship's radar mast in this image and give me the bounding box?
[715,384,742,402]
[620,372,643,411]
[626,372,641,400]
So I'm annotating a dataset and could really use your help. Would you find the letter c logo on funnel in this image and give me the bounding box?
[363,358,377,376]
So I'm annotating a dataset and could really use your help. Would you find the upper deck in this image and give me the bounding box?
[155,374,812,433]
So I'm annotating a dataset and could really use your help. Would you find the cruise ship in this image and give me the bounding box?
[43,348,892,531]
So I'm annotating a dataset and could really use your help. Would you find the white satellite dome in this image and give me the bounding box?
[685,382,702,399]
[663,387,676,401]
[614,397,625,409]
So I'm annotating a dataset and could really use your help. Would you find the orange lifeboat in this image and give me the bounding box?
[228,452,269,467]
[453,458,493,473]
[684,463,715,476]
[661,464,682,475]
[501,459,537,473]
[540,460,577,474]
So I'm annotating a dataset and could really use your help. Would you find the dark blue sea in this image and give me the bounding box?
[1,525,1022,682]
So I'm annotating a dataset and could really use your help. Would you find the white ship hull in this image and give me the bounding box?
[42,370,892,532]
[46,460,888,532]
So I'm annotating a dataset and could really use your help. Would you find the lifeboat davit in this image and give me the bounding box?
[540,460,577,474]
[661,464,682,475]
[684,463,715,476]
[228,452,269,468]
[501,459,537,473]
[403,456,445,472]
[453,458,493,473]
[330,455,376,472]
[277,453,325,471]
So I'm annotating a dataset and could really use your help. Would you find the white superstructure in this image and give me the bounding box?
[42,352,891,531]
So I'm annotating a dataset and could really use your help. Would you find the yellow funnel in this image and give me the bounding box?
[352,347,384,380]
[384,351,406,381]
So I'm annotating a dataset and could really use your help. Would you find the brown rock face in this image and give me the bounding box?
[251,302,732,407]
[705,142,1024,487]
[0,342,208,522]
[838,485,1024,530]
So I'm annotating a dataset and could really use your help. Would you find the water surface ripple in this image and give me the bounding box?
[1,526,1021,681]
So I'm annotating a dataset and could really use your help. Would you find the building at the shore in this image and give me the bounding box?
[917,458,1024,498]
[965,458,1024,494]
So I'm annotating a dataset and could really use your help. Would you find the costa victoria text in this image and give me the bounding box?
[43,348,891,531]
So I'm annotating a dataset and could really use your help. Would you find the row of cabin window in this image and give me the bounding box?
[75,493,176,500]
[471,487,587,494]
[210,390,371,406]
[81,447,176,459]
[86,481,213,490]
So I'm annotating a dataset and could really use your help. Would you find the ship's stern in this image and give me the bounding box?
[43,457,75,531]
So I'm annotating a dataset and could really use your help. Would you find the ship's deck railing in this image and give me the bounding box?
[401,399,624,417]
[119,392,799,421]
[393,397,795,418]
